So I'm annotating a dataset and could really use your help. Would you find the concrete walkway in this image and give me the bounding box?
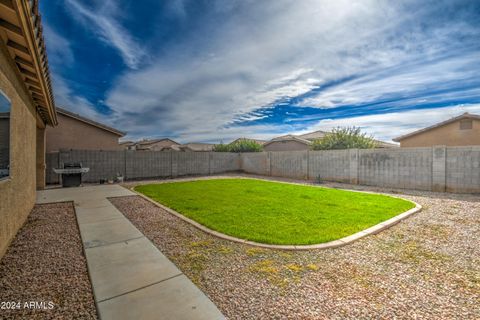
[37,184,224,320]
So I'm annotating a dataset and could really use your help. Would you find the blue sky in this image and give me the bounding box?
[41,0,480,143]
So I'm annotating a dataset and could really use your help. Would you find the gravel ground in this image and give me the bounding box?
[113,176,480,319]
[0,202,98,320]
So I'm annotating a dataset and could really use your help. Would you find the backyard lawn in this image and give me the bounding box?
[135,178,415,245]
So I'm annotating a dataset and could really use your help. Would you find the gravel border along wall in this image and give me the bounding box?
[0,202,98,320]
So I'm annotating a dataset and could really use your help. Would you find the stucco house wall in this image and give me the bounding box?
[46,112,124,152]
[0,42,38,258]
[264,140,310,152]
[398,118,480,147]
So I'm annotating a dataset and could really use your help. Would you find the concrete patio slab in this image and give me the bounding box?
[79,216,143,248]
[36,184,224,320]
[76,206,125,224]
[36,184,134,204]
[98,274,225,320]
[86,237,181,301]
[74,198,113,209]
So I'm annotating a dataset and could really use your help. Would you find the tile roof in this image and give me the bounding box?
[263,135,312,147]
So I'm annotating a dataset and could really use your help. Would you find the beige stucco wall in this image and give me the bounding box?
[399,119,480,147]
[36,127,46,189]
[264,140,310,152]
[0,41,38,258]
[46,113,123,152]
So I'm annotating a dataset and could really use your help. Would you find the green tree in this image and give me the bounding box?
[311,127,377,150]
[212,143,230,152]
[213,139,263,152]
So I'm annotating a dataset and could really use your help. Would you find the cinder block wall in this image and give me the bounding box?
[46,146,480,193]
[446,146,480,193]
[358,148,433,190]
[0,43,38,258]
[241,147,480,193]
[48,150,242,183]
[309,150,351,183]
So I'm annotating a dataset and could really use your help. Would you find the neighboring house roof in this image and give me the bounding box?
[135,138,180,149]
[230,138,267,145]
[0,0,57,126]
[263,135,312,147]
[119,141,135,146]
[57,107,125,136]
[180,143,215,151]
[161,144,182,151]
[266,130,396,148]
[136,138,179,146]
[297,130,328,141]
[374,140,398,148]
[393,112,480,142]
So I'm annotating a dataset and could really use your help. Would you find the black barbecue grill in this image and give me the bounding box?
[53,162,90,187]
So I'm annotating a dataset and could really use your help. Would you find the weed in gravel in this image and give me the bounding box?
[254,261,293,291]
[426,224,452,238]
[286,263,303,272]
[399,240,451,264]
[185,250,207,272]
[218,246,233,254]
[246,248,267,257]
[249,259,279,274]
[278,252,293,259]
[189,240,212,248]
[306,263,319,271]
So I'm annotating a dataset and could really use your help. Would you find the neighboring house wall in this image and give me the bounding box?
[399,118,480,147]
[0,42,38,258]
[46,112,123,152]
[264,140,310,152]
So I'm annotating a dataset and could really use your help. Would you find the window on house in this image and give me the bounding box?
[459,119,473,130]
[0,90,11,179]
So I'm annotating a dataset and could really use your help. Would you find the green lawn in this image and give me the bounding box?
[135,178,415,245]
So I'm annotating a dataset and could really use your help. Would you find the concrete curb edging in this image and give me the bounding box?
[129,177,422,251]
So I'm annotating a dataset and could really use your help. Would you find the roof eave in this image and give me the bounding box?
[10,0,57,126]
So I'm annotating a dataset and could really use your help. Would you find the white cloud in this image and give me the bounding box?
[51,74,105,122]
[64,0,147,69]
[105,0,413,139]
[49,0,479,143]
[42,23,74,65]
[105,0,478,141]
[292,104,480,142]
[43,22,109,123]
[299,51,480,109]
